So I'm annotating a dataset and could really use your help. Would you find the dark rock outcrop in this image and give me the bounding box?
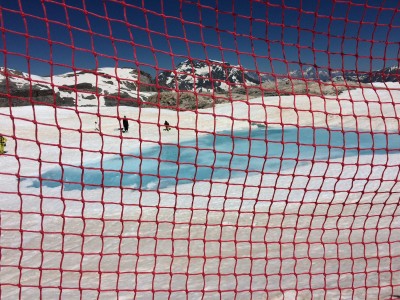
[0,80,75,107]
[144,91,228,110]
[60,83,102,93]
[104,92,141,107]
[157,59,261,92]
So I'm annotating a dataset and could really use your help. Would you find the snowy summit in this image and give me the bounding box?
[157,59,261,92]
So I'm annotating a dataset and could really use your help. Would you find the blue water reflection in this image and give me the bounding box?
[31,127,400,190]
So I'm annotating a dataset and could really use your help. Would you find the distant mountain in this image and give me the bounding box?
[245,72,275,83]
[0,67,155,107]
[289,65,399,83]
[0,62,398,107]
[159,60,399,93]
[362,65,399,82]
[289,67,336,82]
[157,59,261,92]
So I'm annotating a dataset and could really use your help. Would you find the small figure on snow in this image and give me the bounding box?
[0,135,7,154]
[163,120,171,131]
[94,120,99,131]
[122,116,129,133]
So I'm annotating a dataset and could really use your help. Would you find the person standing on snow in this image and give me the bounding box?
[164,120,170,131]
[122,116,129,133]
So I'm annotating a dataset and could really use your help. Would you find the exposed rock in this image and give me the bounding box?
[144,91,229,110]
[82,94,96,100]
[60,82,102,93]
[157,59,260,93]
[126,69,157,92]
[364,66,399,82]
[0,80,75,107]
[289,65,399,83]
[104,92,141,107]
[120,81,136,90]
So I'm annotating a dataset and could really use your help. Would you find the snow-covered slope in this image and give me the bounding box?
[157,59,261,92]
[0,83,399,300]
[0,67,155,107]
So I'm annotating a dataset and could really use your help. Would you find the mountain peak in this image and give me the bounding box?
[158,59,259,92]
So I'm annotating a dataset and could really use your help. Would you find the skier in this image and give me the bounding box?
[164,120,170,131]
[122,116,129,133]
[0,135,7,154]
[94,120,99,131]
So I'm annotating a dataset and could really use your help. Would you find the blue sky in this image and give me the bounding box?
[0,0,399,77]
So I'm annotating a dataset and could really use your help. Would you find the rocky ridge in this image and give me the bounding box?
[0,62,398,108]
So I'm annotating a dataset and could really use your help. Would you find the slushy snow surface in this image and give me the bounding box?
[1,83,399,299]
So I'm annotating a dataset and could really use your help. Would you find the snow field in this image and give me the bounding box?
[0,83,399,299]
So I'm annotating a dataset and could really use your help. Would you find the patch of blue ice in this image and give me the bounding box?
[30,126,400,190]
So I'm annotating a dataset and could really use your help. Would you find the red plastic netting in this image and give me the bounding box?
[0,0,399,299]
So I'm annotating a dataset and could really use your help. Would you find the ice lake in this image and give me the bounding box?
[31,126,400,190]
